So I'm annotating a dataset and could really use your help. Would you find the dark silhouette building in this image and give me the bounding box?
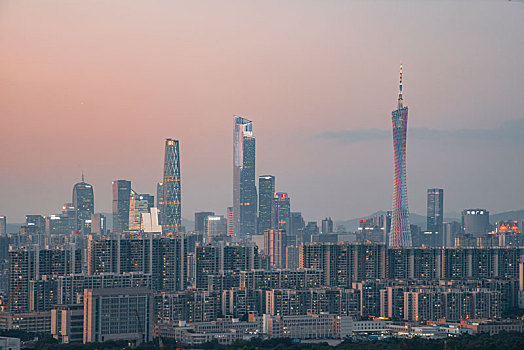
[272,192,290,231]
[427,188,444,246]
[112,180,131,233]
[258,175,275,234]
[72,176,94,234]
[195,212,215,234]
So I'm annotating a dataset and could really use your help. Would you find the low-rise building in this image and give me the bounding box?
[154,316,261,345]
[51,304,84,343]
[0,311,51,333]
[264,313,339,339]
[83,287,153,344]
[0,336,20,350]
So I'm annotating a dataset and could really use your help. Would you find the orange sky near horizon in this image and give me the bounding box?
[1,0,523,223]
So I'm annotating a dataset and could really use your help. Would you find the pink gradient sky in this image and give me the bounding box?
[1,0,523,223]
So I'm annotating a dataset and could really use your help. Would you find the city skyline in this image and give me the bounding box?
[1,2,524,346]
[1,1,524,222]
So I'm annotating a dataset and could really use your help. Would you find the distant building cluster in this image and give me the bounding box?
[1,67,524,346]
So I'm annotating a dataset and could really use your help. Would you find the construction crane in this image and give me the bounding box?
[2,284,22,312]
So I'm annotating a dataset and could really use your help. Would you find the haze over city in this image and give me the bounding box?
[1,0,523,222]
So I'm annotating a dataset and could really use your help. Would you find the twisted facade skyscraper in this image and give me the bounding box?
[161,138,181,233]
[389,64,412,247]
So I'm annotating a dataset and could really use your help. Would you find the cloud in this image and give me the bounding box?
[313,119,524,143]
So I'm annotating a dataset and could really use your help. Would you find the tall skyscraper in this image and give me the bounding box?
[91,213,107,235]
[0,216,6,235]
[427,188,444,246]
[112,180,131,233]
[128,192,154,232]
[321,217,334,234]
[264,229,287,268]
[272,192,290,231]
[288,212,305,238]
[461,209,490,236]
[156,182,164,215]
[204,215,227,243]
[72,175,94,234]
[161,139,181,233]
[389,63,412,247]
[233,116,257,239]
[26,214,45,234]
[258,175,275,234]
[194,212,215,234]
[226,207,234,236]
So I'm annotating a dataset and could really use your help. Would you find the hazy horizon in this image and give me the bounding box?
[1,0,523,223]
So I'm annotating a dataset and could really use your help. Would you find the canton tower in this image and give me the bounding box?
[389,63,412,247]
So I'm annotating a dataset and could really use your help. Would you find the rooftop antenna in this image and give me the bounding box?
[398,62,404,109]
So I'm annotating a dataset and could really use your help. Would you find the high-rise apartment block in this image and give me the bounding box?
[8,246,81,313]
[87,235,187,291]
[264,229,287,268]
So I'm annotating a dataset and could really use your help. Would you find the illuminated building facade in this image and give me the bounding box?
[233,116,257,239]
[273,192,290,231]
[204,215,227,243]
[161,138,182,233]
[128,191,154,232]
[258,175,275,234]
[390,63,412,247]
[264,229,287,268]
[461,209,490,236]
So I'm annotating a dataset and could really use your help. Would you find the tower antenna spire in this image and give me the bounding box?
[398,62,403,108]
[82,170,85,183]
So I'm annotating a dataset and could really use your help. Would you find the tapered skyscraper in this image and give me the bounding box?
[389,63,412,247]
[233,116,257,240]
[72,174,94,234]
[161,139,181,233]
